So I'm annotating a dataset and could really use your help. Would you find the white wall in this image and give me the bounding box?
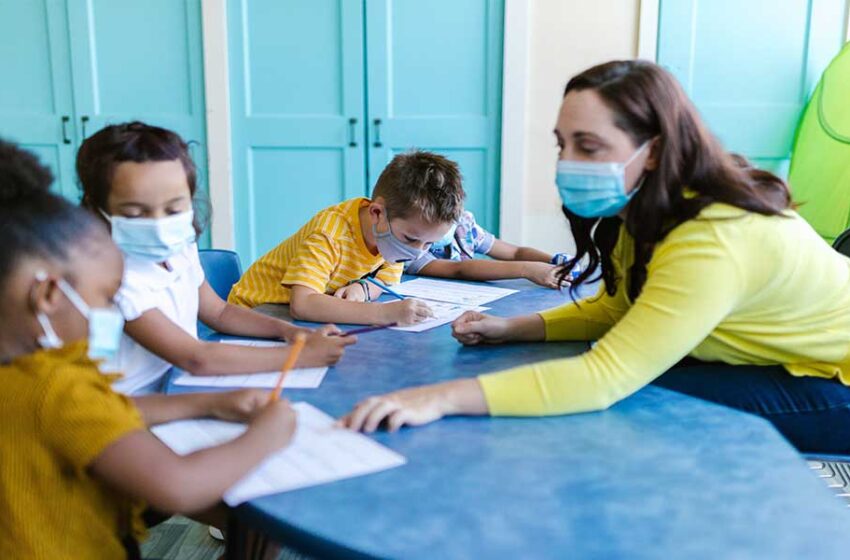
[505,0,640,254]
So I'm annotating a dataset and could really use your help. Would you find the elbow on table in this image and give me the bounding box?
[178,347,219,376]
[288,295,315,321]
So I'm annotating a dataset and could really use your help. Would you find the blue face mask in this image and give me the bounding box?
[103,209,196,261]
[35,272,125,362]
[556,142,649,218]
[372,209,427,264]
[431,223,457,249]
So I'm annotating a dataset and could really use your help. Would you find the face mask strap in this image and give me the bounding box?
[55,278,91,319]
[623,140,652,168]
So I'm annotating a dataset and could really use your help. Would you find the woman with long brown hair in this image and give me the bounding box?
[340,60,850,455]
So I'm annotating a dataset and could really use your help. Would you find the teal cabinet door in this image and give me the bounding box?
[0,0,78,199]
[365,0,504,233]
[657,0,847,176]
[66,0,209,241]
[228,0,367,262]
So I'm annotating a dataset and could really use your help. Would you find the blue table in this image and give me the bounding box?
[173,278,850,559]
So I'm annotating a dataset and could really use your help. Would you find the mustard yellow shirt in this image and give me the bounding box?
[479,203,850,415]
[229,198,403,307]
[0,342,146,560]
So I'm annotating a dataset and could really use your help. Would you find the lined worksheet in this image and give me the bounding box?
[172,340,328,389]
[151,402,407,505]
[392,278,517,307]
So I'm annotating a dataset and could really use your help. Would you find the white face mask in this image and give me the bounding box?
[35,272,125,362]
[102,209,196,261]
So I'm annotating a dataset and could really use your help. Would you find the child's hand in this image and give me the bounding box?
[333,283,368,302]
[297,324,356,367]
[247,399,298,452]
[381,299,434,326]
[208,389,271,422]
[522,262,566,289]
[452,311,511,345]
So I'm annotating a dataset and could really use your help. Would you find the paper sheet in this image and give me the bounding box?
[392,278,517,307]
[151,402,407,505]
[389,301,488,333]
[172,339,328,389]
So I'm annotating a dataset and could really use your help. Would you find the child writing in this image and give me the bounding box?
[405,209,576,288]
[228,150,466,325]
[77,122,355,395]
[0,139,294,559]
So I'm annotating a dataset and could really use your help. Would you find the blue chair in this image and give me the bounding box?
[198,249,243,300]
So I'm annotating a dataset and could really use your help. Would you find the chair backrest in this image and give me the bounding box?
[834,229,850,258]
[198,249,242,300]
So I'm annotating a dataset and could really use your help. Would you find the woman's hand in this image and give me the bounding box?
[333,283,368,302]
[297,324,357,366]
[208,389,272,422]
[451,311,513,345]
[339,379,488,433]
[340,386,449,432]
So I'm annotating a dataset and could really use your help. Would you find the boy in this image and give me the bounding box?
[405,210,576,288]
[229,151,463,325]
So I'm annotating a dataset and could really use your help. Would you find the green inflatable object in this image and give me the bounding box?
[789,42,850,244]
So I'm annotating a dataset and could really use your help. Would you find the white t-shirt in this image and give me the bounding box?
[108,243,205,395]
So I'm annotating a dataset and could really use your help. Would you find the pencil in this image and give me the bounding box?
[341,323,398,336]
[364,276,406,301]
[269,332,307,404]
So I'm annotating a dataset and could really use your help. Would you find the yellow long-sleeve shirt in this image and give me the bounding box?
[478,203,850,416]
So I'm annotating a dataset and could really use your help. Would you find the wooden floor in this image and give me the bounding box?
[141,517,223,560]
[141,516,309,560]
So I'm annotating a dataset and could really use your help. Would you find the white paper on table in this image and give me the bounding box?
[150,402,407,505]
[389,301,489,333]
[172,339,328,389]
[392,278,518,307]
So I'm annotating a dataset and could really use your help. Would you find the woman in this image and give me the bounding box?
[340,60,850,455]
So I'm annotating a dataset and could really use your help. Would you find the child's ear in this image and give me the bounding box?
[368,197,386,225]
[29,273,63,315]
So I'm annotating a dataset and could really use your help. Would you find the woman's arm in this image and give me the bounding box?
[342,229,745,428]
[197,281,305,341]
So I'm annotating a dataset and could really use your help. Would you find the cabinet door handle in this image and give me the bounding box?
[80,115,89,139]
[348,117,358,147]
[373,118,383,148]
[61,116,71,144]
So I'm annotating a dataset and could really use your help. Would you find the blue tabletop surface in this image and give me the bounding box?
[172,278,850,559]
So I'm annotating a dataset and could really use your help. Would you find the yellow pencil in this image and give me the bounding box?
[269,333,307,404]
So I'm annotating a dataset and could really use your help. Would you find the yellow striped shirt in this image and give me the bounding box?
[229,198,403,307]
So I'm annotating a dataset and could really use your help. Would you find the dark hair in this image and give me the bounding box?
[372,150,466,224]
[0,139,105,293]
[76,121,206,234]
[558,60,791,301]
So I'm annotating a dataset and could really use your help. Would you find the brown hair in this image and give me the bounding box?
[558,60,791,301]
[76,121,206,234]
[372,150,465,224]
